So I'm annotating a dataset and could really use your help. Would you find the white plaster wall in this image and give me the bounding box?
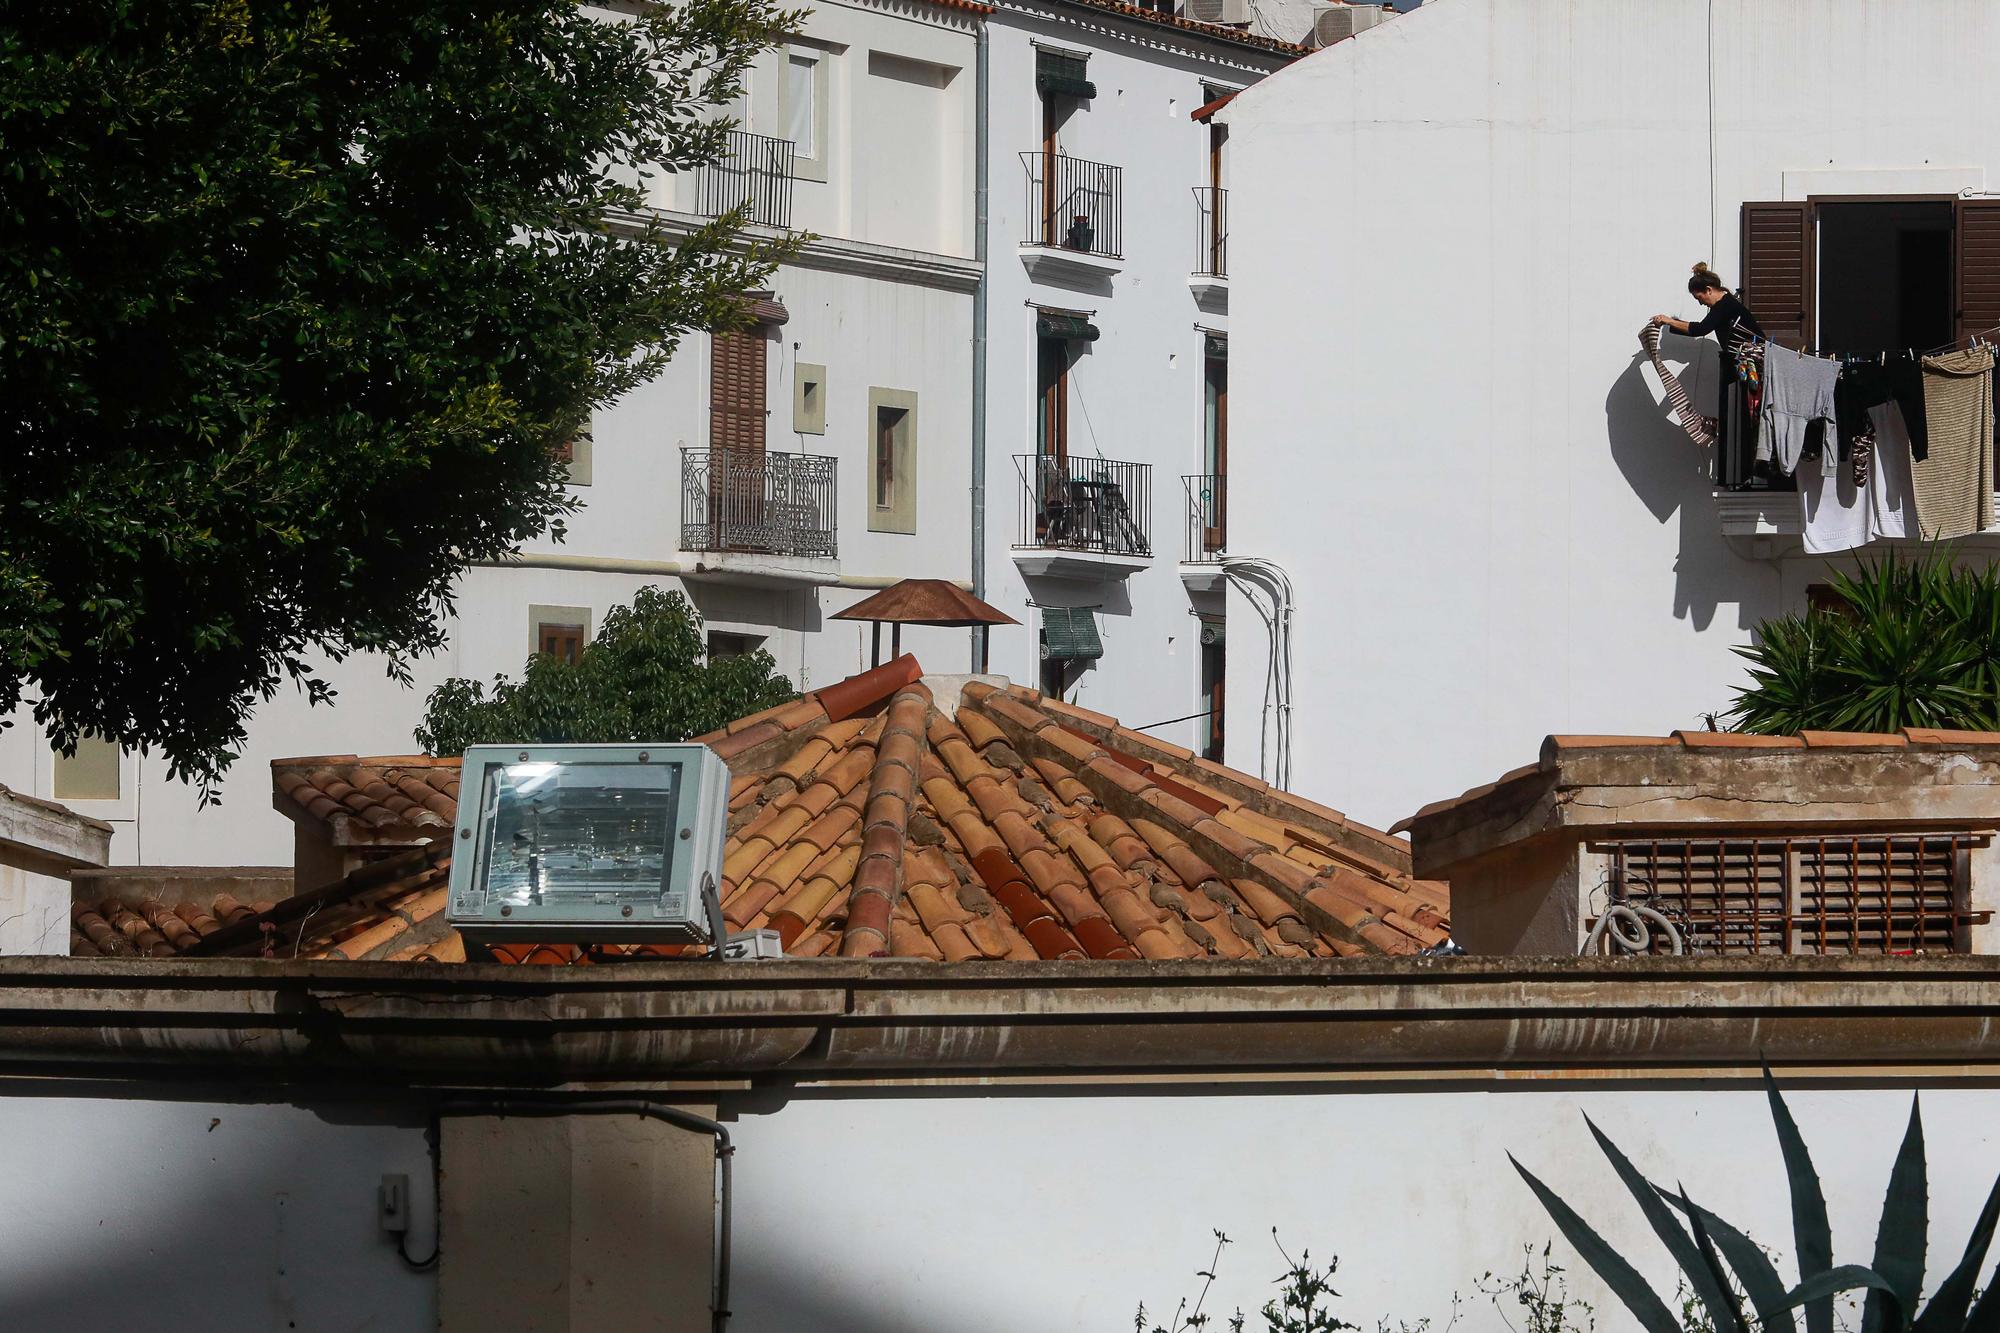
[0,867,70,956]
[1221,0,2000,828]
[728,1081,2000,1331]
[0,1091,434,1331]
[980,8,1287,753]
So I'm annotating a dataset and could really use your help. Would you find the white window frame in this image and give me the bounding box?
[782,45,832,184]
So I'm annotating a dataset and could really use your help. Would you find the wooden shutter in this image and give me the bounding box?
[710,329,767,456]
[1739,201,1813,350]
[1956,198,2000,342]
[1601,834,1981,956]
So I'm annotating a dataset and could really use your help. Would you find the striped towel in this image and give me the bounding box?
[1910,347,1995,539]
[1640,323,1716,448]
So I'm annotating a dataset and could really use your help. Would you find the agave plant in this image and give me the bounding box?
[1511,1071,2000,1332]
[1729,551,2000,735]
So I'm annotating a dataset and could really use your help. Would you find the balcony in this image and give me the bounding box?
[691,130,796,229]
[1179,473,1226,591]
[1012,454,1152,581]
[681,448,837,585]
[1019,152,1124,287]
[1189,187,1228,308]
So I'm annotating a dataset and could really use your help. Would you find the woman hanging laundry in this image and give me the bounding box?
[1652,263,1766,462]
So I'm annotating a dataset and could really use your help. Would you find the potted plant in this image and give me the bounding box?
[1065,213,1093,253]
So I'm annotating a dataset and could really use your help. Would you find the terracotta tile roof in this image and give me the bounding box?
[1055,0,1306,56]
[1392,727,2000,834]
[76,657,1447,963]
[271,754,461,845]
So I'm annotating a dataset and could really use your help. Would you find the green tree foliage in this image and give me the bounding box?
[1729,553,2000,735]
[415,586,796,754]
[1513,1069,2000,1333]
[0,0,794,798]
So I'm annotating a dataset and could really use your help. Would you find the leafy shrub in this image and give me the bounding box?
[415,586,796,753]
[1729,552,2000,734]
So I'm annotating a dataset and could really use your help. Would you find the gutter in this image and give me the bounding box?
[7,956,2000,1086]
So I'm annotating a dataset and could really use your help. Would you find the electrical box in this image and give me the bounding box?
[446,744,730,945]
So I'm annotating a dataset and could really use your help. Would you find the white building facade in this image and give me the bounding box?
[975,0,1295,765]
[1222,0,2000,828]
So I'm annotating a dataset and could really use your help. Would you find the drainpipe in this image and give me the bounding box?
[969,21,991,673]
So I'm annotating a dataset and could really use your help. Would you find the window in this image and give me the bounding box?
[530,606,592,663]
[1598,834,1983,955]
[52,736,120,802]
[1198,617,1225,763]
[708,630,766,661]
[1037,334,1070,465]
[555,428,592,486]
[793,362,825,435]
[1035,50,1092,247]
[1739,197,2000,351]
[1203,335,1227,551]
[711,328,768,454]
[866,388,917,533]
[782,47,831,183]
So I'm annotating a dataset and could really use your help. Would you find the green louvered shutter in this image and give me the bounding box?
[1040,607,1102,661]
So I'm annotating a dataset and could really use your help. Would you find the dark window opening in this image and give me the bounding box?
[875,405,907,507]
[1815,201,1954,354]
[538,623,586,664]
[1037,335,1070,467]
[1199,625,1225,763]
[708,630,765,662]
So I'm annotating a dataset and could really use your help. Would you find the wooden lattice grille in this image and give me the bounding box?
[1600,835,1983,956]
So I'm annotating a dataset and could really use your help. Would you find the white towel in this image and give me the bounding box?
[1799,401,1915,553]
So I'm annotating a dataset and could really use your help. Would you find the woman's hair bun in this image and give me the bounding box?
[1692,261,1713,275]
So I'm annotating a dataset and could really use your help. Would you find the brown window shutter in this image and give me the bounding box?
[1739,201,1813,350]
[1956,198,2000,342]
[710,329,768,455]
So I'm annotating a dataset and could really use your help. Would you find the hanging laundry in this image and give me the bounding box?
[1835,360,1896,486]
[1760,343,1839,476]
[1638,323,1715,448]
[1883,352,1930,461]
[1801,400,1914,554]
[1909,346,1996,539]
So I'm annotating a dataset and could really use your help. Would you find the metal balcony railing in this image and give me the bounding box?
[1182,473,1225,562]
[1015,454,1152,558]
[1021,152,1124,260]
[692,130,796,229]
[1193,187,1227,278]
[681,448,837,559]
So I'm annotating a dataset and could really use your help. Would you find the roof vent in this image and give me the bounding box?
[446,744,737,951]
[1309,1,1388,48]
[1186,0,1254,27]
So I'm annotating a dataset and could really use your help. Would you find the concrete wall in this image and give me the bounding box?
[724,1080,2000,1330]
[1222,0,2000,828]
[979,6,1287,754]
[0,1089,434,1332]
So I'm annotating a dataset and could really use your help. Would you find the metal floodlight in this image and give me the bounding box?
[446,743,731,947]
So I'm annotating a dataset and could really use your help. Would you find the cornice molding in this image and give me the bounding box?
[990,0,1298,72]
[608,208,982,293]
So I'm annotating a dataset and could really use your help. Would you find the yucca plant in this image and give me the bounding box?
[1512,1071,2000,1332]
[1729,551,2000,735]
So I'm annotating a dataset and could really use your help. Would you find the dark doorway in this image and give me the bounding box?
[1816,201,1953,353]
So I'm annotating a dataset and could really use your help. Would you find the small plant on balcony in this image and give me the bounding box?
[1067,214,1095,253]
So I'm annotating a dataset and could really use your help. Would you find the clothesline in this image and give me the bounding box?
[1738,320,2000,365]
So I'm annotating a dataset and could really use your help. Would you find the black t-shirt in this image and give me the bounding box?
[1683,293,1765,380]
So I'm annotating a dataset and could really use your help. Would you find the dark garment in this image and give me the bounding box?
[1684,294,1766,383]
[1836,362,1896,453]
[1884,353,1930,461]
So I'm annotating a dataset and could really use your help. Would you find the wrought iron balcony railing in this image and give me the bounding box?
[1182,473,1225,562]
[1015,454,1152,558]
[692,130,796,229]
[681,448,837,559]
[1021,152,1124,260]
[1192,186,1227,278]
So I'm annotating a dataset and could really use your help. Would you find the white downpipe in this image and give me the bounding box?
[1221,556,1295,790]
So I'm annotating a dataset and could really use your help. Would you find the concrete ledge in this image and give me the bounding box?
[2,955,2000,1089]
[0,786,110,878]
